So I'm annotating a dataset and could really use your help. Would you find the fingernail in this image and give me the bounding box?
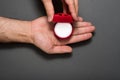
[78,17,83,21]
[65,48,72,53]
[48,16,53,22]
[73,14,79,21]
[88,22,92,25]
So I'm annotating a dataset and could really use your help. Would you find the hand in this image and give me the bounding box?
[62,0,78,21]
[31,16,95,54]
[42,0,79,22]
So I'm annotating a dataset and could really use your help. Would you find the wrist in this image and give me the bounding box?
[18,21,34,44]
[0,17,33,43]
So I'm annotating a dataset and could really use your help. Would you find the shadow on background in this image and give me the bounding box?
[0,39,92,59]
[0,43,72,60]
[70,39,93,48]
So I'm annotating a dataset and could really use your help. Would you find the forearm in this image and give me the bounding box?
[0,17,33,43]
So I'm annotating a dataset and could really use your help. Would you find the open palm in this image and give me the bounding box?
[31,16,95,54]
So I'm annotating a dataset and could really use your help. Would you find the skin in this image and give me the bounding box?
[0,16,95,54]
[42,0,79,22]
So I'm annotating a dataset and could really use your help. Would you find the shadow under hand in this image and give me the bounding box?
[33,46,72,60]
[37,39,94,60]
[0,38,93,60]
[69,39,93,48]
[0,43,72,60]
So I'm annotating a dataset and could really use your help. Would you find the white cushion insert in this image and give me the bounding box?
[54,23,72,38]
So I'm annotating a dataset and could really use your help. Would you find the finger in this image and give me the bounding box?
[74,0,79,15]
[74,22,92,28]
[78,17,83,22]
[73,26,95,35]
[77,17,83,22]
[67,33,92,44]
[65,0,78,21]
[51,45,72,54]
[42,0,54,22]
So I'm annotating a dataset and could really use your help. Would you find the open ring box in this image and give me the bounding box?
[53,13,74,39]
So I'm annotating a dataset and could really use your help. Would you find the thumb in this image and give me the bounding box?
[51,45,72,54]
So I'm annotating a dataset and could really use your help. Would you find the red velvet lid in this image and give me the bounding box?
[53,13,73,23]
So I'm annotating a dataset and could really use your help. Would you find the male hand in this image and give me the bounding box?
[31,16,95,54]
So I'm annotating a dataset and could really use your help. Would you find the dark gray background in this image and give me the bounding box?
[0,0,120,80]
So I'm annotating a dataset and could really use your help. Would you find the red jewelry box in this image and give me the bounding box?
[53,13,74,39]
[53,13,73,23]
